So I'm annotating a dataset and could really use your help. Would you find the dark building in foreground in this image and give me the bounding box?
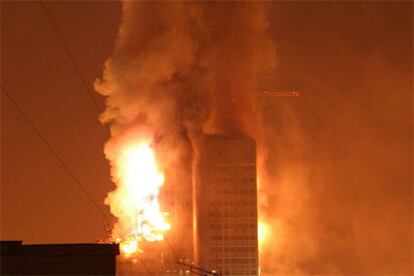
[0,241,119,275]
[195,135,258,276]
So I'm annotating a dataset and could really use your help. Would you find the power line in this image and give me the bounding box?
[37,4,217,275]
[138,257,152,275]
[163,236,218,276]
[161,236,182,272]
[39,0,129,167]
[1,86,111,225]
[177,260,218,276]
[164,235,180,262]
[38,0,126,240]
[39,0,102,115]
[38,4,175,268]
[38,7,163,275]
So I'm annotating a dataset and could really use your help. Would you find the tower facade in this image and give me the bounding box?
[195,135,258,276]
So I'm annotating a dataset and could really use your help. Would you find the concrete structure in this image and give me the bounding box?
[0,240,119,275]
[195,135,258,276]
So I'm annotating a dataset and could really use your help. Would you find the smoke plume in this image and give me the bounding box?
[95,0,276,254]
[96,1,412,274]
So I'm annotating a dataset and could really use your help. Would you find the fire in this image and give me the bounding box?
[258,219,270,251]
[106,142,170,257]
[119,237,140,257]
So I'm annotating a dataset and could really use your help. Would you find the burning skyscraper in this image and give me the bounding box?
[194,135,258,276]
[115,134,259,276]
[94,2,272,273]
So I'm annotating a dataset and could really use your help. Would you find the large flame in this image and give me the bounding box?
[258,219,270,251]
[106,142,170,257]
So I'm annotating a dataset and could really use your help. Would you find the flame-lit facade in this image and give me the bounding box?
[116,134,258,275]
[195,135,258,276]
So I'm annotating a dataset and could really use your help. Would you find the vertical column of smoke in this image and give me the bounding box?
[94,1,197,241]
[95,0,279,272]
[182,2,277,266]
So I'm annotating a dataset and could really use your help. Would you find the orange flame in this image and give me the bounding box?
[258,219,270,251]
[105,142,170,257]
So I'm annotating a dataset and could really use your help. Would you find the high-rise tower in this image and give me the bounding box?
[195,135,258,276]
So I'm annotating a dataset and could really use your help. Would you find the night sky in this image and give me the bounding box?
[1,1,412,274]
[2,1,121,243]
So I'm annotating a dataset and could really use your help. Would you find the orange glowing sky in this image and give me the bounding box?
[1,1,412,274]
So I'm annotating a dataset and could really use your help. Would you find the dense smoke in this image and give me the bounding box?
[95,1,412,275]
[94,0,276,257]
[258,2,412,274]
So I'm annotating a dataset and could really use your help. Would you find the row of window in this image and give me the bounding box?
[208,220,258,226]
[208,242,258,248]
[213,165,255,171]
[215,190,257,196]
[212,252,257,258]
[215,177,256,184]
[213,269,258,276]
[212,174,256,182]
[210,235,257,241]
[209,210,256,216]
[211,258,257,265]
[216,184,256,190]
[210,223,257,229]
[210,199,257,206]
[209,204,257,213]
[210,246,257,252]
[215,191,257,196]
[208,229,257,235]
[227,233,257,238]
[212,168,255,175]
[209,212,256,218]
[209,231,257,238]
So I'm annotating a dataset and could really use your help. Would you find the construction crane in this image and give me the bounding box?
[261,90,299,97]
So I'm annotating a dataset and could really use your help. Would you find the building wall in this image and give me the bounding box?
[0,241,119,275]
[196,135,258,276]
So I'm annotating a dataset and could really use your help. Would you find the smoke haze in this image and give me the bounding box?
[96,1,412,275]
[258,2,412,274]
[94,0,276,250]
